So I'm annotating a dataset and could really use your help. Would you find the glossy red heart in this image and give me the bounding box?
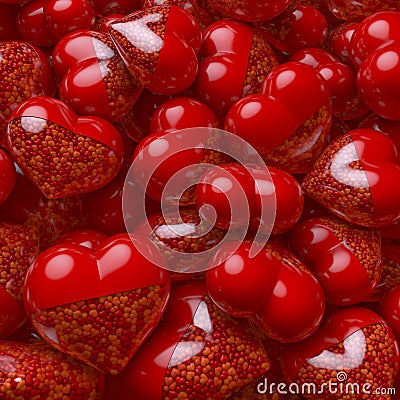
[103,280,270,400]
[109,5,201,95]
[0,341,104,398]
[302,128,400,227]
[252,242,325,343]
[290,216,382,305]
[57,30,142,123]
[258,61,332,173]
[6,96,124,199]
[191,20,278,117]
[23,233,170,374]
[0,41,55,144]
[351,11,400,66]
[282,307,400,399]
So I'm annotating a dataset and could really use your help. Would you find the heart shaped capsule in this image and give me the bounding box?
[109,5,201,95]
[6,96,124,199]
[23,234,170,375]
[302,128,400,227]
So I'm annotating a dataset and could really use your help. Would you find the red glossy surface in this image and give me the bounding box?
[52,30,102,81]
[253,243,325,342]
[0,148,16,206]
[206,241,282,317]
[132,130,204,203]
[56,229,108,250]
[351,11,400,66]
[195,164,255,230]
[357,41,400,120]
[17,0,56,47]
[290,217,382,305]
[281,307,394,382]
[379,286,400,338]
[150,97,217,133]
[359,113,400,155]
[43,0,95,41]
[224,94,300,159]
[290,47,337,67]
[259,5,328,54]
[96,14,125,33]
[261,61,330,124]
[24,234,169,312]
[209,0,291,22]
[60,58,112,116]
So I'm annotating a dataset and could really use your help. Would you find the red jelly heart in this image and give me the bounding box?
[0,342,104,398]
[290,216,382,305]
[252,242,325,343]
[350,11,400,66]
[257,5,328,55]
[282,307,400,400]
[209,0,291,22]
[302,128,400,227]
[0,222,39,339]
[0,41,55,144]
[191,20,278,117]
[206,241,282,317]
[109,5,201,95]
[326,0,399,21]
[6,96,124,199]
[357,41,400,121]
[259,62,332,173]
[24,233,170,375]
[58,30,142,123]
[103,280,270,399]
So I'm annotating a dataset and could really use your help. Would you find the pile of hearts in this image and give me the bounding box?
[2,0,400,400]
